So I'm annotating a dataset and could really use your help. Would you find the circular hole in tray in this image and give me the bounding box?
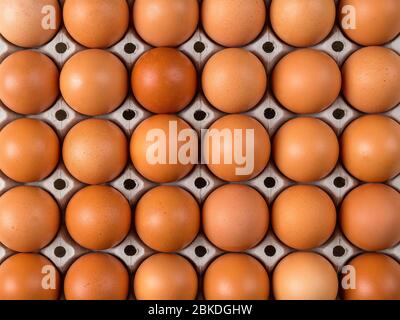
[124,43,136,54]
[124,245,137,256]
[264,108,276,120]
[264,177,276,189]
[124,179,137,190]
[194,110,207,121]
[194,177,207,189]
[334,177,346,188]
[123,109,136,121]
[333,108,345,120]
[55,42,68,54]
[332,41,345,52]
[263,42,275,53]
[53,179,66,191]
[194,41,205,53]
[55,109,68,121]
[264,245,276,257]
[195,246,207,258]
[54,246,66,258]
[333,245,346,257]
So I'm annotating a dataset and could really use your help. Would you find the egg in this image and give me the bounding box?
[342,253,400,300]
[203,253,270,300]
[0,253,60,300]
[133,0,199,47]
[202,0,266,47]
[273,118,339,182]
[202,48,267,113]
[273,252,339,300]
[66,186,131,250]
[62,119,128,185]
[204,115,270,182]
[130,115,197,183]
[340,184,400,251]
[134,253,198,300]
[339,0,400,46]
[0,186,59,252]
[0,0,61,48]
[342,47,400,113]
[63,0,129,48]
[272,49,341,114]
[203,184,269,252]
[60,49,128,116]
[272,185,336,250]
[0,119,59,183]
[341,115,400,182]
[132,48,197,114]
[64,253,129,300]
[135,186,200,252]
[0,51,59,115]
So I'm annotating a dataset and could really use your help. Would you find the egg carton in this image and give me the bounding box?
[0,0,399,298]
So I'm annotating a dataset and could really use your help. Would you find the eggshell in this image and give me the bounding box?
[273,252,339,300]
[339,0,400,46]
[272,49,341,114]
[60,49,128,116]
[341,115,400,182]
[132,48,197,114]
[0,51,59,115]
[0,253,60,300]
[134,253,198,300]
[340,184,400,251]
[202,48,267,113]
[133,0,199,47]
[62,119,128,185]
[64,253,129,300]
[0,119,59,183]
[273,118,339,182]
[203,184,269,252]
[204,115,270,182]
[130,115,197,183]
[63,0,129,48]
[135,186,200,252]
[204,253,269,300]
[342,47,400,113]
[342,253,400,300]
[0,0,61,48]
[272,185,336,250]
[66,186,131,250]
[202,0,266,47]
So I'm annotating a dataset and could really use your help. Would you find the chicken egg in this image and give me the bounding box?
[341,115,400,182]
[202,48,267,113]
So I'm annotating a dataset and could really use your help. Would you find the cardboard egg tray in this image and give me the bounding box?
[0,0,399,298]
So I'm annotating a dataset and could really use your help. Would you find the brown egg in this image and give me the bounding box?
[272,49,341,114]
[342,253,400,300]
[135,186,200,252]
[134,253,198,300]
[0,253,60,300]
[273,252,339,300]
[341,115,400,182]
[204,115,270,182]
[339,0,400,46]
[132,48,197,114]
[130,115,197,183]
[272,185,336,250]
[342,47,400,113]
[204,254,269,300]
[0,186,59,252]
[133,0,199,47]
[271,0,336,47]
[60,49,128,116]
[202,0,266,47]
[63,0,129,48]
[0,0,61,48]
[63,119,128,185]
[0,119,59,183]
[66,186,131,250]
[203,184,269,252]
[340,184,400,251]
[0,51,59,115]
[202,48,267,113]
[273,118,339,182]
[64,253,129,300]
